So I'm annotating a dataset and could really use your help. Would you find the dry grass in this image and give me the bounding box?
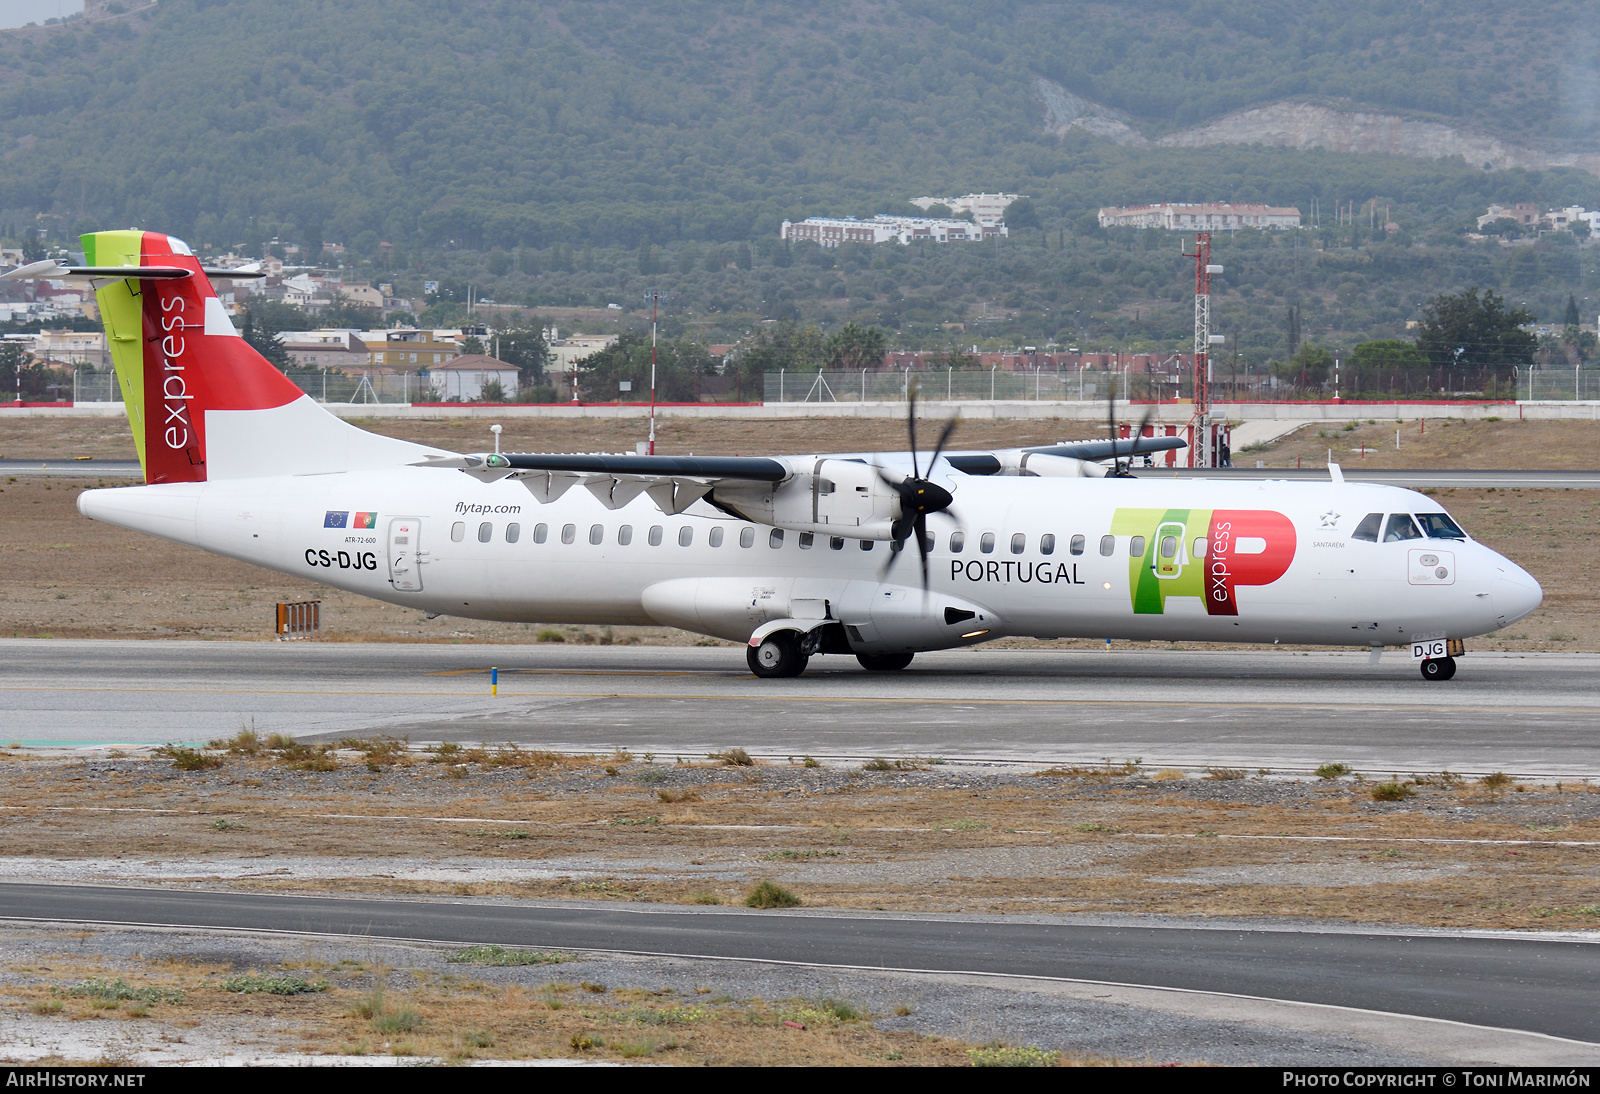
[3,753,1598,931]
[0,952,990,1066]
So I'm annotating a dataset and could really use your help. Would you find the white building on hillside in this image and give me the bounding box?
[909,193,1022,225]
[781,215,1008,247]
[1098,202,1302,230]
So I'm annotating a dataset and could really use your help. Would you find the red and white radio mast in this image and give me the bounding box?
[1180,233,1230,468]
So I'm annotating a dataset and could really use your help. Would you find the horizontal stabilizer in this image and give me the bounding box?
[0,261,265,282]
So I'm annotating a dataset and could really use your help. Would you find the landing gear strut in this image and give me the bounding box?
[748,631,809,678]
[1420,656,1457,681]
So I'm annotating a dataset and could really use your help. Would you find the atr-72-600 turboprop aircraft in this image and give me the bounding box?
[20,231,1543,680]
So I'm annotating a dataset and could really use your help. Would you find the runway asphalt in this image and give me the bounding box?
[5,640,1600,775]
[2,882,1597,1045]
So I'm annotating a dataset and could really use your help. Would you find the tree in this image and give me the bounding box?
[477,377,507,402]
[825,322,888,370]
[1414,288,1536,377]
[732,318,827,376]
[1271,344,1332,390]
[1350,339,1429,395]
[1004,197,1041,230]
[459,334,485,355]
[240,307,290,369]
[494,325,549,384]
[1564,294,1581,328]
[575,332,712,402]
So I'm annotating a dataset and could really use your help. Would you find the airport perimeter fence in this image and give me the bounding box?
[763,368,1133,403]
[1519,369,1600,401]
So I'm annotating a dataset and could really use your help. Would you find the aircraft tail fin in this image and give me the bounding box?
[82,229,444,483]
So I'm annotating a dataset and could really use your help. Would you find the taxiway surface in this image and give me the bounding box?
[3,882,1598,1048]
[5,640,1598,775]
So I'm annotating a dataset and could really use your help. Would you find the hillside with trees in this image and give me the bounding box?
[2,0,1598,370]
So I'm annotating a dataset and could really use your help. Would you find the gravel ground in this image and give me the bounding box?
[0,924,1455,1066]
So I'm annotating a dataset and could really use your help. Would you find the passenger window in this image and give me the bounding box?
[769,528,784,548]
[709,527,724,548]
[478,522,493,543]
[1383,514,1422,542]
[1099,535,1114,556]
[506,522,520,544]
[560,523,576,544]
[1070,534,1085,556]
[451,521,465,542]
[949,531,965,554]
[1040,534,1056,555]
[1130,536,1146,558]
[1010,533,1026,554]
[678,526,693,546]
[618,525,633,546]
[798,532,814,549]
[1352,513,1383,542]
[980,532,995,554]
[533,523,548,544]
[1192,537,1205,559]
[739,526,755,548]
[1416,513,1468,540]
[589,524,604,545]
[648,525,663,546]
[1160,535,1177,559]
[830,536,844,550]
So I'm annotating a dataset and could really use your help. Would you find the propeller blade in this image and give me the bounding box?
[907,387,920,480]
[926,416,958,473]
[914,512,930,591]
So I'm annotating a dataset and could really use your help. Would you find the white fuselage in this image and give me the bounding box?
[79,465,1543,652]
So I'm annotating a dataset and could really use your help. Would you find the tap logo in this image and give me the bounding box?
[1111,508,1297,616]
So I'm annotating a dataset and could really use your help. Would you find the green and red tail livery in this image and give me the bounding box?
[82,230,302,484]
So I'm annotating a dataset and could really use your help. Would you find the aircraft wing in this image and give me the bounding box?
[413,452,790,514]
[945,434,1187,474]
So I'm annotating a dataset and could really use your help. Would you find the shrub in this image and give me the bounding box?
[446,945,569,967]
[712,748,754,766]
[63,978,184,1006]
[968,1044,1061,1067]
[536,629,565,643]
[1315,763,1353,780]
[745,880,802,908]
[1153,768,1186,781]
[1370,782,1416,802]
[154,745,221,771]
[1480,771,1513,790]
[221,974,328,995]
[1204,767,1246,781]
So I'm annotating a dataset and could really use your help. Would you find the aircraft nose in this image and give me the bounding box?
[1492,559,1542,627]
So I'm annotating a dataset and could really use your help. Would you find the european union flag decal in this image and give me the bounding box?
[324,511,349,528]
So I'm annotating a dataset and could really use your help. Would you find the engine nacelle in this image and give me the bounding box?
[711,457,901,540]
[992,450,1108,478]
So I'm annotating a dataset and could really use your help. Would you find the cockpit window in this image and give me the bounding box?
[1415,512,1468,540]
[1351,513,1383,542]
[1383,514,1423,542]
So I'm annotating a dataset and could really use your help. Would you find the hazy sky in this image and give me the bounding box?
[0,0,85,30]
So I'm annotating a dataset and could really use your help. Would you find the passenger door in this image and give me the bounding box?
[388,517,425,592]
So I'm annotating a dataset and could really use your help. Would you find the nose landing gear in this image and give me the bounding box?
[1420,656,1457,681]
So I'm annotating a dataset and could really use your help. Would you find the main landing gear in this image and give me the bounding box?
[1420,656,1457,681]
[746,633,918,678]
